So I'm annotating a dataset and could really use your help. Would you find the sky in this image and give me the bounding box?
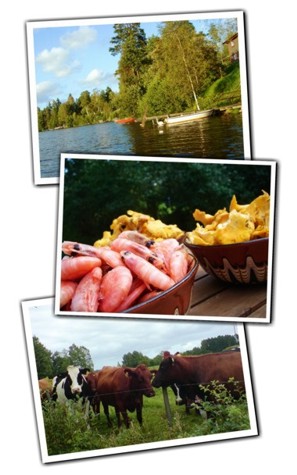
[24,298,239,370]
[29,14,238,109]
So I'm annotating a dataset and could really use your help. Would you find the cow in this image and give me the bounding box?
[160,351,201,414]
[170,382,202,414]
[51,365,91,404]
[86,364,155,428]
[38,377,53,402]
[152,351,245,416]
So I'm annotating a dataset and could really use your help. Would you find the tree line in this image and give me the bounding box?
[63,159,271,245]
[34,333,238,379]
[38,19,238,131]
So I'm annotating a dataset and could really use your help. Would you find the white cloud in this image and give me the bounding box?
[36,47,69,73]
[83,68,104,86]
[56,59,81,78]
[60,26,97,49]
[36,47,81,78]
[36,80,61,104]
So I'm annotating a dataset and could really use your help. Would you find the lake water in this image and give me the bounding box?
[39,113,246,179]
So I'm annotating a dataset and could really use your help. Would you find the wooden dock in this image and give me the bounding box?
[138,105,242,127]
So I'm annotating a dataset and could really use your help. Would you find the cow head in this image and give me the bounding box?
[67,365,89,396]
[152,356,177,388]
[124,364,155,398]
[85,370,99,394]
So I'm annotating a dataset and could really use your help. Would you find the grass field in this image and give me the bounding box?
[42,381,250,457]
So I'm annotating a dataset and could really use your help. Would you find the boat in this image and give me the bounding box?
[164,109,213,126]
[114,117,136,124]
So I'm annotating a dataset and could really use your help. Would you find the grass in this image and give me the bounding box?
[200,62,242,109]
[42,381,250,457]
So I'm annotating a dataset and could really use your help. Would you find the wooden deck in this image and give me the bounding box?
[188,267,268,320]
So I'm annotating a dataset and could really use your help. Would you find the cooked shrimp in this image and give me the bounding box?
[137,290,162,303]
[70,267,102,312]
[120,251,175,291]
[60,281,78,308]
[110,237,165,270]
[98,266,133,312]
[117,230,154,247]
[62,241,122,268]
[168,249,189,283]
[115,280,147,312]
[61,255,101,281]
[151,238,181,270]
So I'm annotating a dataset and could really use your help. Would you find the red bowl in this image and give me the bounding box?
[185,237,268,284]
[124,252,199,315]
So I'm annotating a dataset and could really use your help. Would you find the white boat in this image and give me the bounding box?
[164,109,213,125]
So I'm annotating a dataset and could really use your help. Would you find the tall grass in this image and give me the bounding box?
[42,382,250,457]
[200,62,242,109]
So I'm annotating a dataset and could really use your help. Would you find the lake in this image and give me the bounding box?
[39,112,247,179]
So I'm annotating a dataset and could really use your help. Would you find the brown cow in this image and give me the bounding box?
[152,351,245,413]
[87,364,155,428]
[38,377,53,402]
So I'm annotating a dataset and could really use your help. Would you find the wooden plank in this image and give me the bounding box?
[248,304,267,318]
[189,283,267,318]
[191,273,229,306]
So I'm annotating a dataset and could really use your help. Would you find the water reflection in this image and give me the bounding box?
[39,113,245,179]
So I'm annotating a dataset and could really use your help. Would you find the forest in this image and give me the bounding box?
[37,20,240,131]
[33,333,238,379]
[62,159,272,245]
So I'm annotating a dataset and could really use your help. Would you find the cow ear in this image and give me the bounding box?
[124,368,133,378]
[81,368,90,375]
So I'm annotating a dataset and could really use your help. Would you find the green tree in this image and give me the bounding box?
[68,343,94,370]
[33,336,53,379]
[200,335,238,354]
[142,21,221,116]
[110,23,150,117]
[122,351,150,367]
[52,351,72,376]
[52,344,94,374]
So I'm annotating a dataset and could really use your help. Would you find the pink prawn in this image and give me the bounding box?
[62,241,123,268]
[115,279,147,312]
[120,251,175,291]
[98,266,133,312]
[60,281,78,308]
[110,237,165,270]
[117,230,154,246]
[137,289,162,303]
[70,267,103,312]
[151,238,181,270]
[168,248,189,283]
[61,255,101,281]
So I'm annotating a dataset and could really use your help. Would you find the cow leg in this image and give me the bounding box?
[103,402,113,427]
[117,407,130,428]
[136,403,143,425]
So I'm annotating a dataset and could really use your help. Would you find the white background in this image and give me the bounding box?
[2,1,296,473]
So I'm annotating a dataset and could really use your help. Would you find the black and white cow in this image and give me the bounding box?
[52,365,91,404]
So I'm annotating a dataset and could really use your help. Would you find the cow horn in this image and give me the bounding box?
[171,357,174,365]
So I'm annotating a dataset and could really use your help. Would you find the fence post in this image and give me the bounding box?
[162,387,172,427]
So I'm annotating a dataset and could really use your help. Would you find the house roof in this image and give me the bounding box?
[223,33,238,45]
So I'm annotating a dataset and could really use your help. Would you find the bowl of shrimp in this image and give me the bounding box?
[59,230,199,316]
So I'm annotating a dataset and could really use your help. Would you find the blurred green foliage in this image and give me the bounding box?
[62,158,272,244]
